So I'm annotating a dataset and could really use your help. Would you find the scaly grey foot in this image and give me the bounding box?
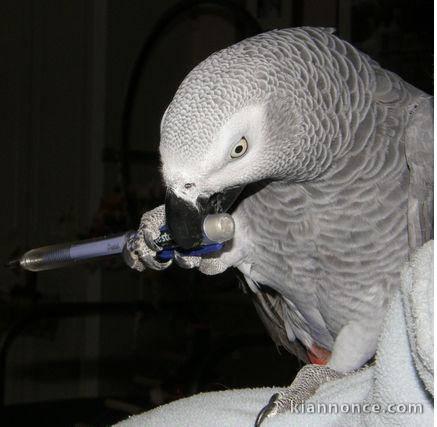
[254,364,345,426]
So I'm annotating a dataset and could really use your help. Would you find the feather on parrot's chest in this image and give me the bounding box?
[235,170,409,347]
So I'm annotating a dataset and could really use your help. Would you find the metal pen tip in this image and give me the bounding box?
[5,258,21,269]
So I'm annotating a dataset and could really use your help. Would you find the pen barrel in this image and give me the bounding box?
[19,233,132,272]
[16,214,236,272]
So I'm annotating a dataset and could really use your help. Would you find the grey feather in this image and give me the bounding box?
[251,286,309,363]
[404,95,434,249]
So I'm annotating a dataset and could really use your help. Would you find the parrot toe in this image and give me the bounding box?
[174,251,201,269]
[254,364,345,426]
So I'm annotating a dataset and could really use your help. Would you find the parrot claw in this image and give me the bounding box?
[254,364,345,425]
[254,393,280,426]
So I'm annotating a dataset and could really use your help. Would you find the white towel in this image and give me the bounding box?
[115,241,434,427]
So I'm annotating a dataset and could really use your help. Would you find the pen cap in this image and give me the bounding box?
[202,214,235,243]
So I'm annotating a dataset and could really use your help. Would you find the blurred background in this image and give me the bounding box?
[0,0,433,425]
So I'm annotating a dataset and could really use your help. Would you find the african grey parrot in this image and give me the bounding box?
[124,27,433,424]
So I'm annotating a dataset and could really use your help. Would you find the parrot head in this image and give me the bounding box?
[159,29,334,249]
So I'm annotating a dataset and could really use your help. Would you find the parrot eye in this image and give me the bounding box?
[230,137,248,159]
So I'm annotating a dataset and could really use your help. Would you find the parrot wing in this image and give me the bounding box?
[404,94,434,250]
[374,68,433,251]
[250,282,309,363]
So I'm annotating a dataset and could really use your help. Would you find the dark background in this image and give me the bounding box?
[0,0,433,425]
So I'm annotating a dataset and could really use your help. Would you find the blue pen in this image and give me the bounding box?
[8,214,235,272]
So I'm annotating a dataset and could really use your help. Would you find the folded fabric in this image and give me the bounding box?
[115,241,434,427]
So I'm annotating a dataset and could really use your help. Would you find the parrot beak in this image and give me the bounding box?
[165,186,244,250]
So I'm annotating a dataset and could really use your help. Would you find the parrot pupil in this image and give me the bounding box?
[235,145,243,154]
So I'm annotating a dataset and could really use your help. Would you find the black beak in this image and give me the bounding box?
[165,186,244,250]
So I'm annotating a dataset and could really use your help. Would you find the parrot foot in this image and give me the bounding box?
[254,364,345,426]
[123,205,172,272]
